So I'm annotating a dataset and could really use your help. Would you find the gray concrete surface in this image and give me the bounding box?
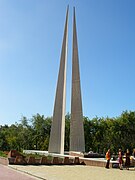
[9,164,135,180]
[48,6,69,154]
[70,7,85,152]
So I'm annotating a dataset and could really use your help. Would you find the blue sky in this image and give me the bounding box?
[0,0,135,125]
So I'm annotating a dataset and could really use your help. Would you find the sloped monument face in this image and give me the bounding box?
[70,8,85,152]
[48,7,85,154]
[48,7,69,154]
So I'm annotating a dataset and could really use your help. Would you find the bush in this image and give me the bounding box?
[0,151,7,157]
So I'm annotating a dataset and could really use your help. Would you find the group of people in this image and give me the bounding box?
[105,148,135,170]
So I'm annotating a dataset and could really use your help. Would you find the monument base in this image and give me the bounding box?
[23,150,119,168]
[69,151,84,158]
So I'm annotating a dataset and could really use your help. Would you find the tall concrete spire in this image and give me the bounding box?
[48,6,69,154]
[70,7,85,152]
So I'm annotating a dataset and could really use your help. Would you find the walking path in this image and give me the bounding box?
[9,164,135,180]
[0,164,38,180]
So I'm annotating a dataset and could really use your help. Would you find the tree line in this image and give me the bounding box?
[0,111,135,154]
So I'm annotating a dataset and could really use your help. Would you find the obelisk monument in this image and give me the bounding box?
[70,7,85,152]
[48,7,69,154]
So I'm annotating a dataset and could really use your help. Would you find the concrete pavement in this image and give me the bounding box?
[0,164,40,180]
[9,164,135,180]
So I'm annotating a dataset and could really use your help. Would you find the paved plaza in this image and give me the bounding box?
[0,164,38,180]
[7,164,135,180]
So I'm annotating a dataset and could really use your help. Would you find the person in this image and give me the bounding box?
[132,148,135,169]
[132,148,135,159]
[105,149,111,169]
[125,149,130,170]
[118,149,123,170]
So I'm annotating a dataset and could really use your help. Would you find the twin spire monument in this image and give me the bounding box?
[48,7,85,154]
